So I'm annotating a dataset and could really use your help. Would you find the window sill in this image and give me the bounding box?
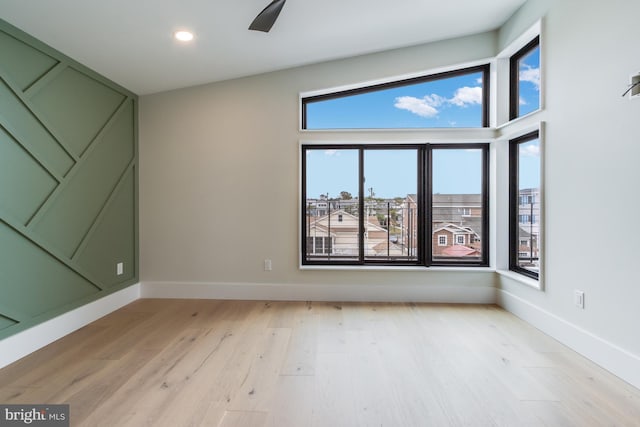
[496,269,542,291]
[300,265,494,273]
[298,127,498,140]
[496,108,542,130]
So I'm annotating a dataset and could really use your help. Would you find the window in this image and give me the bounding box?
[430,145,488,265]
[304,148,360,261]
[302,143,489,267]
[510,36,540,120]
[302,65,490,129]
[363,149,418,261]
[509,130,541,279]
[300,32,543,270]
[303,145,419,264]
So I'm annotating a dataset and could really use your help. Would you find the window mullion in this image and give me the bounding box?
[424,145,432,266]
[509,143,518,270]
[481,145,490,266]
[358,148,365,264]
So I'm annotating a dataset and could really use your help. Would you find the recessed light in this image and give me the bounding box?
[174,31,194,42]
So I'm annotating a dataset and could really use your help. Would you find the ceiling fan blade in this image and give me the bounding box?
[249,0,286,32]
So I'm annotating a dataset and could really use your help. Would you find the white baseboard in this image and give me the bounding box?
[497,289,640,390]
[141,281,497,304]
[4,281,638,392]
[0,284,140,370]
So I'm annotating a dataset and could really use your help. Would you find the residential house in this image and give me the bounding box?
[402,193,483,257]
[305,209,404,258]
[517,187,541,267]
[432,223,481,257]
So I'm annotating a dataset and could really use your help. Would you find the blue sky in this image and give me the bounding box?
[519,138,541,190]
[305,55,540,198]
[518,47,540,116]
[305,148,486,199]
[432,149,482,194]
[305,144,540,198]
[306,72,484,129]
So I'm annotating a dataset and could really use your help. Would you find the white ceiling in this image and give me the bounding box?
[0,0,526,95]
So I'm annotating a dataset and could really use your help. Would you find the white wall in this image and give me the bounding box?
[496,0,640,386]
[139,32,498,300]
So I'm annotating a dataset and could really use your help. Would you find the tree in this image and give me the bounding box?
[339,191,352,200]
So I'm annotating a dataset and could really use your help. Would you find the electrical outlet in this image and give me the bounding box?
[574,290,585,309]
[116,262,124,276]
[264,259,272,271]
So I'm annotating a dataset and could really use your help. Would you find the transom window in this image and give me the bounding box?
[302,65,490,130]
[510,36,540,120]
[301,144,489,266]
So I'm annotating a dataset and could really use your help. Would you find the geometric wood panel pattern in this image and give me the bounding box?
[0,19,138,340]
[30,100,135,258]
[0,126,57,224]
[0,30,58,92]
[31,67,125,157]
[0,78,75,178]
[75,168,136,287]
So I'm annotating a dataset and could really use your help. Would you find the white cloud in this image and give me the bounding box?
[394,96,440,117]
[520,144,540,157]
[424,94,447,107]
[324,149,338,156]
[519,96,527,106]
[449,86,483,107]
[519,65,540,90]
[394,85,483,118]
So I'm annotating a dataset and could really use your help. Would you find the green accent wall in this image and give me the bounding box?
[0,19,138,339]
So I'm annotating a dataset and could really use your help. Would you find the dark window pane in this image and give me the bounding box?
[363,149,418,261]
[432,148,484,262]
[514,137,541,275]
[304,149,360,262]
[510,37,540,119]
[302,143,488,267]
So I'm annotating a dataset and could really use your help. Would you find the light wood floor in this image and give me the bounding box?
[1,300,639,426]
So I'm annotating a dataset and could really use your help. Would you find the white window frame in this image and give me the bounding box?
[495,19,542,127]
[495,121,545,291]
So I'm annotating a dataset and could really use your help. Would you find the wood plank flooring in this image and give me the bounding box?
[1,299,639,426]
